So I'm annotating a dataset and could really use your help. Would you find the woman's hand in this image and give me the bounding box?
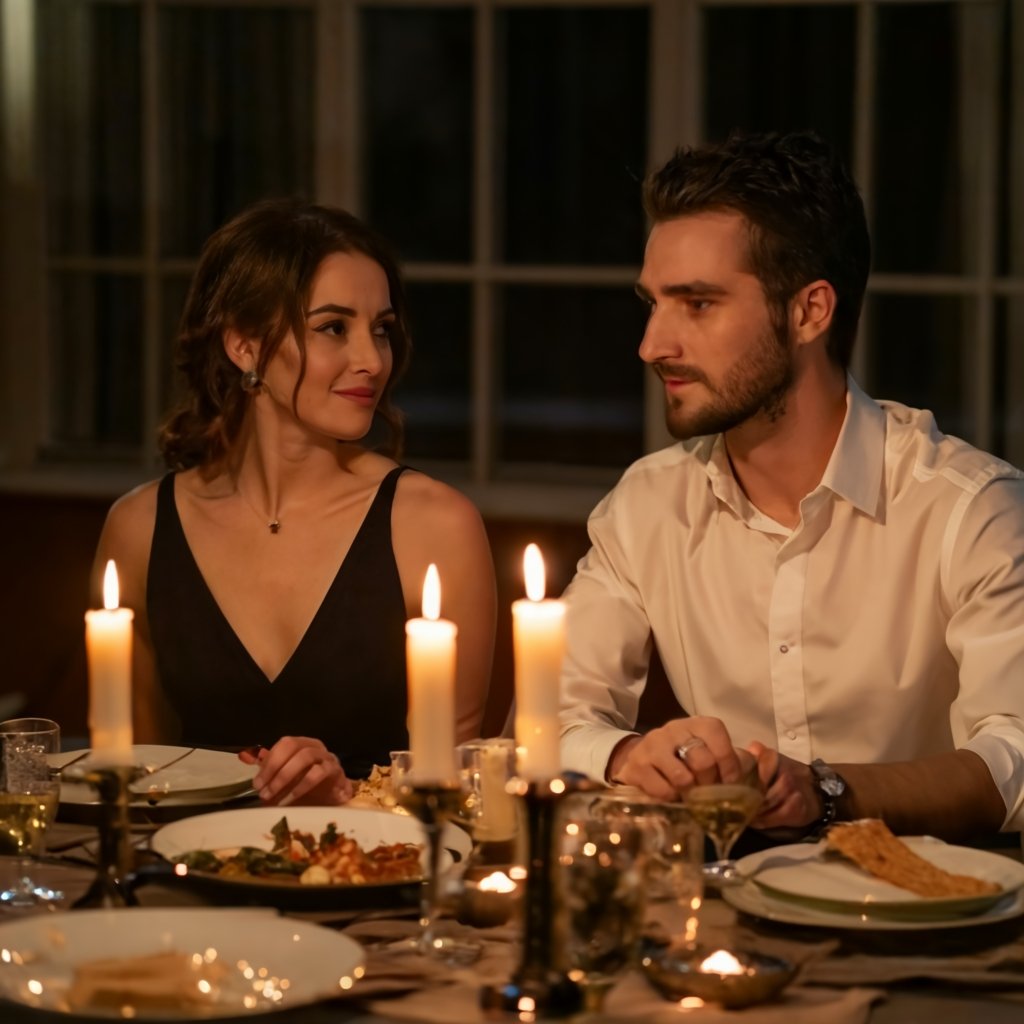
[239,737,353,806]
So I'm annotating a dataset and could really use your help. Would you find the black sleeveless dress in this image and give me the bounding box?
[147,467,410,779]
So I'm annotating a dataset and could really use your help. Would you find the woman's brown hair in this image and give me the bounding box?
[159,198,411,470]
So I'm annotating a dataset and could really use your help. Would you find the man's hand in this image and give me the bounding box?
[747,742,822,830]
[607,717,749,800]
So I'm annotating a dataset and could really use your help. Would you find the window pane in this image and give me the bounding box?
[499,8,648,265]
[362,9,473,262]
[703,4,855,163]
[159,7,314,258]
[866,294,976,444]
[41,0,142,256]
[48,273,143,451]
[161,276,193,416]
[400,283,472,461]
[995,298,1024,465]
[872,4,963,274]
[498,285,645,466]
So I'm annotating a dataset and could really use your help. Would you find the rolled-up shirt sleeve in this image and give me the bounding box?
[944,473,1024,830]
[558,485,656,781]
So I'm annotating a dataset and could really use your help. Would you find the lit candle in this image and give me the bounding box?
[476,742,518,842]
[405,564,458,783]
[512,544,565,781]
[84,559,134,764]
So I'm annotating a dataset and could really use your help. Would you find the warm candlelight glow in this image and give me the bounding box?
[523,543,545,601]
[478,870,517,894]
[700,950,745,976]
[421,563,441,620]
[102,559,119,609]
[85,558,134,764]
[406,564,457,782]
[512,544,564,781]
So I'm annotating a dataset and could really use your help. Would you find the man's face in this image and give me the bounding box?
[636,211,794,441]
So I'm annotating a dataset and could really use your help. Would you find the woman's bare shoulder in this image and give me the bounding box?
[394,469,484,530]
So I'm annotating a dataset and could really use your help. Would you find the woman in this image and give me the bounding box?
[92,198,496,806]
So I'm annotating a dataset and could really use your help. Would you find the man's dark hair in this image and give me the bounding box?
[643,131,870,370]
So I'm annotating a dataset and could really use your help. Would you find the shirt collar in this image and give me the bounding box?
[695,374,886,522]
[819,375,886,519]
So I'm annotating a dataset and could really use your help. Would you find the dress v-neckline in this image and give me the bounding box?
[170,468,401,685]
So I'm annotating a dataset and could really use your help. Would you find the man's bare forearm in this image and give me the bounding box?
[835,750,1006,841]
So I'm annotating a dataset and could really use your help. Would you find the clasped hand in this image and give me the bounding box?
[610,717,823,830]
[239,736,353,806]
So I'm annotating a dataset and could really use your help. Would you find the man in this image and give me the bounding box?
[558,131,1024,841]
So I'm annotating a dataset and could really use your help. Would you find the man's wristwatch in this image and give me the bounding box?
[808,759,847,836]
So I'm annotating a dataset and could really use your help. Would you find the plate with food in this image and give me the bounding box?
[146,806,471,910]
[737,820,1024,922]
[51,746,259,823]
[0,907,364,1019]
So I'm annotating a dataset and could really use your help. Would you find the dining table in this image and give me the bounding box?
[2,806,1023,1024]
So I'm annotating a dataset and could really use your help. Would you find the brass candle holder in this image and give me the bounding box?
[480,776,598,1020]
[63,762,146,908]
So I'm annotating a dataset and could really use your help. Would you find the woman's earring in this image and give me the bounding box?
[240,368,261,393]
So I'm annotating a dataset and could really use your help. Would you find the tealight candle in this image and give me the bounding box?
[405,564,457,783]
[84,559,134,765]
[512,544,565,781]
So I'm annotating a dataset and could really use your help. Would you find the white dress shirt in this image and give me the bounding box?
[559,378,1024,830]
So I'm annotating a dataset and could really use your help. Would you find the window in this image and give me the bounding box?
[2,0,1021,516]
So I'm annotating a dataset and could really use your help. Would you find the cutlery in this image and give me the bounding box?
[139,746,198,779]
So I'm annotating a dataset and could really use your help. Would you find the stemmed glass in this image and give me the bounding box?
[0,718,63,909]
[394,763,481,965]
[684,770,764,886]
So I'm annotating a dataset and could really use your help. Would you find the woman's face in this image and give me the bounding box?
[260,250,396,442]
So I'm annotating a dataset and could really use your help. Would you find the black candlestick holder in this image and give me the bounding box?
[63,763,146,908]
[480,776,599,1019]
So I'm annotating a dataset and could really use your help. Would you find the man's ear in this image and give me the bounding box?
[223,328,257,372]
[790,279,836,348]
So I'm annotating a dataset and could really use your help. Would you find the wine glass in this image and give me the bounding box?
[394,761,481,965]
[0,718,63,909]
[558,812,647,1012]
[684,773,763,887]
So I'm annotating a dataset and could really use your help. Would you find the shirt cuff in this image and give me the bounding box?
[560,724,638,783]
[963,731,1024,831]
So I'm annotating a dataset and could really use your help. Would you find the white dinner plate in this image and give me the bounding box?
[737,838,1024,922]
[148,805,471,910]
[723,877,1024,931]
[51,746,258,806]
[0,907,364,1018]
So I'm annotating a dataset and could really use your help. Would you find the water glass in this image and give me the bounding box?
[558,812,647,1011]
[592,792,704,950]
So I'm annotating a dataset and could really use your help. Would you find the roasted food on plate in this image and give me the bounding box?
[826,819,1001,898]
[173,815,422,886]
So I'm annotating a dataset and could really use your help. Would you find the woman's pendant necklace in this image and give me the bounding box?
[237,486,282,535]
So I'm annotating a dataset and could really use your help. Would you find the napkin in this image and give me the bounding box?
[340,914,883,1024]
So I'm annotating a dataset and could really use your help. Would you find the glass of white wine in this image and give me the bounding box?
[0,718,62,909]
[684,769,764,887]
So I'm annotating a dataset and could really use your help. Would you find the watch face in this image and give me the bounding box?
[812,760,846,797]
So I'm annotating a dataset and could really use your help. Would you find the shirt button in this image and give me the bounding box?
[786,730,797,740]
[779,644,789,653]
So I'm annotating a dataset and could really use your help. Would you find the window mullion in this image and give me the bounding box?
[141,0,162,473]
[471,0,496,485]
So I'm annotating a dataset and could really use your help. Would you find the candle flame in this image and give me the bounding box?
[700,949,745,976]
[478,871,517,894]
[421,563,441,620]
[102,559,120,610]
[523,543,546,601]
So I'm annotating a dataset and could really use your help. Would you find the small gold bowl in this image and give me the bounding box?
[642,946,797,1009]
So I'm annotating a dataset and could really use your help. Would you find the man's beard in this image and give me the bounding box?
[659,320,795,441]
